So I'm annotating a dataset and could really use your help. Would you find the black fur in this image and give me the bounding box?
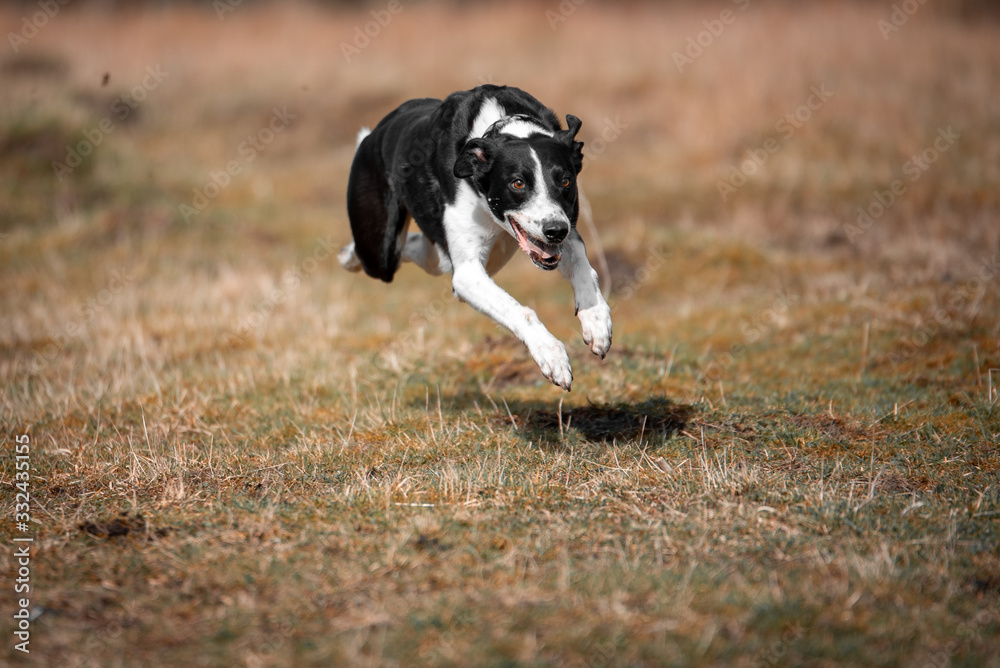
[346,85,583,282]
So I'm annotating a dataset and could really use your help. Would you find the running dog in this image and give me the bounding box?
[339,85,612,391]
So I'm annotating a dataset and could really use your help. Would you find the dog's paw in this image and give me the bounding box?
[528,335,573,391]
[578,303,613,359]
[338,243,362,273]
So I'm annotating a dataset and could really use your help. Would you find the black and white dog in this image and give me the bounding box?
[339,85,612,391]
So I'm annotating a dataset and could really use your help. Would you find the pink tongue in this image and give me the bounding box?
[523,237,554,259]
[512,222,555,259]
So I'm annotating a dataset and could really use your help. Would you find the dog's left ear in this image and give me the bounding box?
[558,114,585,174]
[454,138,495,180]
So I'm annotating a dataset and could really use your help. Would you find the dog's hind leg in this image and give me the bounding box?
[345,140,410,282]
[400,232,450,276]
[337,242,363,272]
[340,128,372,273]
[338,209,410,276]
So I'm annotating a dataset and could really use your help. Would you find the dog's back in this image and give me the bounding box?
[346,98,441,281]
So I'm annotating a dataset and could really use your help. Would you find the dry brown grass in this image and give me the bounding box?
[1,1,999,666]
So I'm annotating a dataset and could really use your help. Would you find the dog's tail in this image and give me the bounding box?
[355,127,372,151]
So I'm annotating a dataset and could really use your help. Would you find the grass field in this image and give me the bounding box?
[1,1,999,665]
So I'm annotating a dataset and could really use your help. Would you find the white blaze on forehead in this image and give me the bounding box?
[499,119,553,138]
[516,148,569,228]
[468,98,507,139]
[467,98,554,140]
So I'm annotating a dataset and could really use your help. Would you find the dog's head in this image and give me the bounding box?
[454,115,584,271]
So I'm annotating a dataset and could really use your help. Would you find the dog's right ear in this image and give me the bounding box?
[454,138,495,179]
[559,114,585,174]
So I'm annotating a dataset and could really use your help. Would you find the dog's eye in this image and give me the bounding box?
[560,176,572,188]
[511,179,526,191]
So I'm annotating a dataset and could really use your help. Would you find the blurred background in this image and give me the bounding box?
[3,0,998,258]
[2,0,999,393]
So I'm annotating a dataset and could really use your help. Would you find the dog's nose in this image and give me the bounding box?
[541,220,569,243]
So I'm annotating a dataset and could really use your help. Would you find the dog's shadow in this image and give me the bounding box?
[496,397,693,448]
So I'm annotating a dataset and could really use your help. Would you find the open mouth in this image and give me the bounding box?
[507,216,562,270]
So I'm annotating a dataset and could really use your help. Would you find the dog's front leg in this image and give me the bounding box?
[451,263,574,391]
[559,230,613,359]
